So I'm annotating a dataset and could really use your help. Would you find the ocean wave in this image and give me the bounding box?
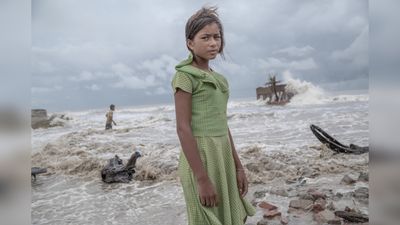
[280,72,369,106]
[31,131,180,182]
[228,111,275,120]
[282,72,327,106]
[329,94,369,103]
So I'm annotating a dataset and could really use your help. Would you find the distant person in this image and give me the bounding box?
[172,6,255,225]
[105,104,116,130]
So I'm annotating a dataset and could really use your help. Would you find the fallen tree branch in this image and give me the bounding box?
[310,124,368,154]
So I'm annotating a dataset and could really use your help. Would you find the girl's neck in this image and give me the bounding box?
[192,56,211,72]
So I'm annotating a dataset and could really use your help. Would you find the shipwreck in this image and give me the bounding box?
[256,74,295,105]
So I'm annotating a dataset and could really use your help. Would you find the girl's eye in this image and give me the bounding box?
[202,37,209,40]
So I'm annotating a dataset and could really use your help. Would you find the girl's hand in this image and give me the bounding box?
[236,169,248,198]
[197,176,219,207]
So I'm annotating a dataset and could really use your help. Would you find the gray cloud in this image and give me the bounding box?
[31,0,368,111]
[332,26,368,69]
[273,46,315,57]
[257,57,318,71]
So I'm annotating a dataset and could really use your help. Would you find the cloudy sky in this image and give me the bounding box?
[32,0,368,111]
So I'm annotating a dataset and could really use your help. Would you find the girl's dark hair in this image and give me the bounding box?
[185,6,225,57]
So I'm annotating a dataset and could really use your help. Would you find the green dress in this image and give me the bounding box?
[172,54,256,225]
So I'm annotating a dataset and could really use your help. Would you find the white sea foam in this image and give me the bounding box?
[282,71,327,106]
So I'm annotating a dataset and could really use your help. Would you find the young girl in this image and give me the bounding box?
[172,7,255,225]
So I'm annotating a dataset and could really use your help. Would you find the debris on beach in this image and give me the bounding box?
[31,167,47,181]
[256,74,295,105]
[101,151,141,183]
[310,124,369,154]
[31,109,72,129]
[244,142,369,225]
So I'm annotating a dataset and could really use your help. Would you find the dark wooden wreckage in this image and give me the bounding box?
[256,84,295,105]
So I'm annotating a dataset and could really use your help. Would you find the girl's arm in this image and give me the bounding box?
[228,128,248,197]
[174,89,218,207]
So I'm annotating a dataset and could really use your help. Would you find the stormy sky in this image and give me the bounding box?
[32,0,368,111]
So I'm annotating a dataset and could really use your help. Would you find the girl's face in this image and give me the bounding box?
[187,22,221,61]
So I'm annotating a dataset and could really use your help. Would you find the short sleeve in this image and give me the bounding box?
[171,72,192,94]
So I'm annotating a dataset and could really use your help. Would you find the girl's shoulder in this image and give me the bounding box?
[172,71,195,84]
[171,71,194,94]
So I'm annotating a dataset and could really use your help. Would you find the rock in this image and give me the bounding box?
[352,187,369,204]
[334,192,343,200]
[263,209,281,218]
[314,210,342,225]
[257,219,281,225]
[251,199,260,207]
[345,206,355,212]
[280,216,289,224]
[297,166,313,177]
[312,198,327,213]
[309,190,327,200]
[289,199,313,210]
[254,190,268,199]
[246,162,261,173]
[270,188,289,197]
[327,202,336,211]
[259,201,278,210]
[299,193,314,201]
[285,178,297,184]
[358,172,369,182]
[257,218,269,225]
[341,174,356,185]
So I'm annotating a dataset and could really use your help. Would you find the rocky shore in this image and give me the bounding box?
[242,145,369,225]
[31,129,368,225]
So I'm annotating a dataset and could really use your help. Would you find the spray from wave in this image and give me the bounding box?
[282,71,327,106]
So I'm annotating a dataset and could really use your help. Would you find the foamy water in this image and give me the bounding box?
[31,85,369,225]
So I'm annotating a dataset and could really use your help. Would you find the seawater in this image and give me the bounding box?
[32,88,368,225]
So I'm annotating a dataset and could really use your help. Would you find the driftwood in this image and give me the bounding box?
[310,124,369,154]
[334,211,369,223]
[101,151,141,183]
[31,167,47,181]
